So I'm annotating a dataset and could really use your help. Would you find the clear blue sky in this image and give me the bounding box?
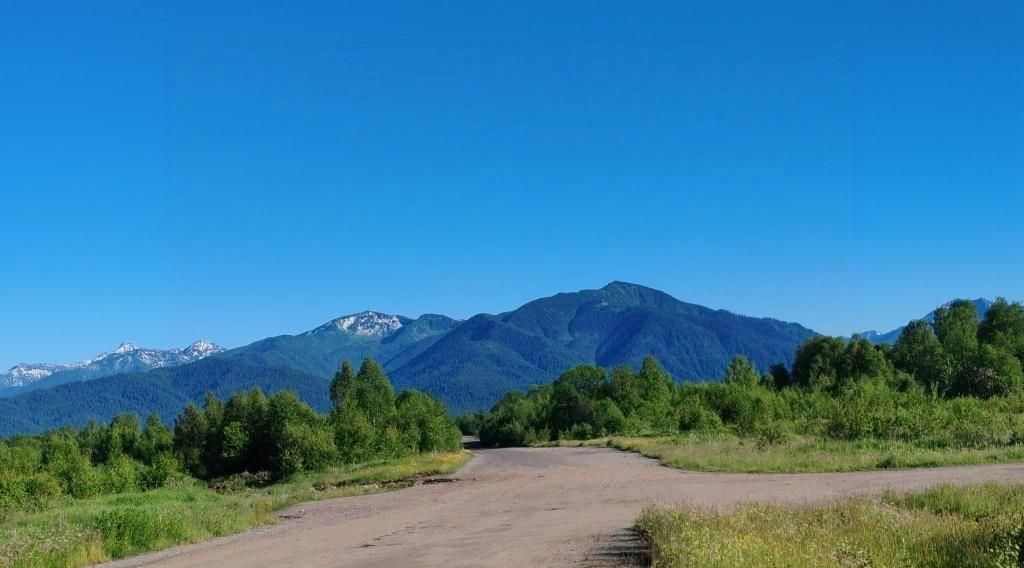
[2,1,1022,368]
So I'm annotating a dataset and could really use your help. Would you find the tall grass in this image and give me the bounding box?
[637,483,1024,568]
[0,451,469,568]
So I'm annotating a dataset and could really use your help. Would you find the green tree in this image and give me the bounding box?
[934,300,981,394]
[277,422,336,477]
[77,420,107,465]
[892,320,950,393]
[396,390,461,453]
[140,414,173,463]
[767,364,791,390]
[352,358,398,429]
[841,337,893,384]
[792,336,847,388]
[172,403,210,478]
[979,298,1024,362]
[723,355,759,387]
[479,389,551,446]
[200,392,225,474]
[221,389,271,473]
[329,361,357,411]
[41,435,100,498]
[266,391,330,478]
[971,345,1024,397]
[333,399,375,463]
[103,414,143,463]
[550,365,608,436]
[635,357,677,431]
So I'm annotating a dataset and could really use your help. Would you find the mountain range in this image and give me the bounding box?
[0,340,224,395]
[0,283,997,437]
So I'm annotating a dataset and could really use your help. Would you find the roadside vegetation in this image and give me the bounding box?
[637,482,1024,568]
[0,358,464,567]
[550,435,1024,473]
[464,299,1024,472]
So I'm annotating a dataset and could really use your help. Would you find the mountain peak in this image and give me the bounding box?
[113,342,138,354]
[310,311,407,338]
[184,340,224,356]
[602,280,642,290]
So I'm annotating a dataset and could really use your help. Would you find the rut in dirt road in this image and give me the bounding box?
[102,447,1024,568]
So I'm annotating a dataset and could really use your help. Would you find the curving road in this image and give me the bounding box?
[103,447,1024,568]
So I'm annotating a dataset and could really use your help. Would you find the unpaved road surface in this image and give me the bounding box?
[105,448,1024,568]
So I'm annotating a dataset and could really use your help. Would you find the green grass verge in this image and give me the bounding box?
[544,434,1024,473]
[637,482,1024,568]
[0,451,469,568]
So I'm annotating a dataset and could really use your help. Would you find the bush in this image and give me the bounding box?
[755,421,792,449]
[676,396,724,433]
[942,397,1009,449]
[102,457,141,494]
[276,422,337,477]
[23,472,63,509]
[140,453,179,490]
[565,423,594,440]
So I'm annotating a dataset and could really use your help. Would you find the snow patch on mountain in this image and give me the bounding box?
[307,311,406,338]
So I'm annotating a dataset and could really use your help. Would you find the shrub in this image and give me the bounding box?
[0,473,28,513]
[676,397,724,433]
[140,453,179,490]
[276,422,336,477]
[23,472,63,509]
[102,457,141,494]
[755,421,792,449]
[942,397,1009,449]
[566,423,594,440]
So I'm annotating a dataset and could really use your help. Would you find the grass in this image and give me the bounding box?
[544,433,1024,473]
[0,451,469,568]
[636,482,1024,568]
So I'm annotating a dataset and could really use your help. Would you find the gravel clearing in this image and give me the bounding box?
[102,447,1024,568]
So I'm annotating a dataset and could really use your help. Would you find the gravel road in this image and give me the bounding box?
[102,447,1024,568]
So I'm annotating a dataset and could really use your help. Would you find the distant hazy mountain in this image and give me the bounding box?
[0,282,818,436]
[0,340,224,396]
[857,298,994,345]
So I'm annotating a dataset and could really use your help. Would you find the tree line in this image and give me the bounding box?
[0,359,460,514]
[462,298,1024,447]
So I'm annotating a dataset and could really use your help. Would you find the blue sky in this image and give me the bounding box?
[2,1,1022,368]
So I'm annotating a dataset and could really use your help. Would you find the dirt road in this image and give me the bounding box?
[104,447,1024,568]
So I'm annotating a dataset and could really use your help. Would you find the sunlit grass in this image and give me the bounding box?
[637,482,1024,568]
[0,451,469,568]
[545,434,1024,473]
